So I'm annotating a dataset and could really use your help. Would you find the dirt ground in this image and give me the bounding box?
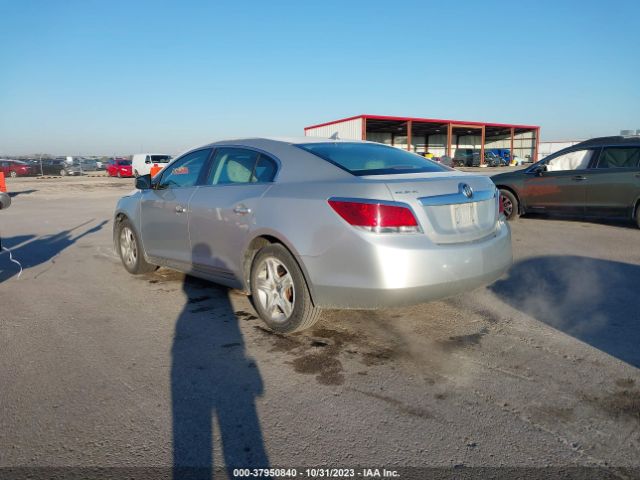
[1,176,639,478]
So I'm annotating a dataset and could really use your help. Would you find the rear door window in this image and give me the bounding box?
[207,148,278,185]
[596,147,640,169]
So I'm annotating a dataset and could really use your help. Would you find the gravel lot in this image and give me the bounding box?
[1,176,639,478]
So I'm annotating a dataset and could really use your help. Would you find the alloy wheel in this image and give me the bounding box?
[254,257,295,323]
[501,194,513,218]
[119,227,138,268]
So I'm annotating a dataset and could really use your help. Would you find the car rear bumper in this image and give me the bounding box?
[301,220,512,309]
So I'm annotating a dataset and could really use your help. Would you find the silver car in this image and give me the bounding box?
[113,138,512,333]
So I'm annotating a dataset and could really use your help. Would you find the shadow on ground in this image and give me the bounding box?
[0,220,107,282]
[171,243,269,479]
[8,189,37,198]
[522,213,636,229]
[491,255,640,368]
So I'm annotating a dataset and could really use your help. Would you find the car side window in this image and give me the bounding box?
[254,154,277,182]
[596,147,640,169]
[157,149,211,189]
[545,149,593,172]
[208,148,256,185]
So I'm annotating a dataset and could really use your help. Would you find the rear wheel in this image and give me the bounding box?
[635,204,640,229]
[9,171,17,178]
[250,244,322,334]
[116,218,157,274]
[500,189,519,221]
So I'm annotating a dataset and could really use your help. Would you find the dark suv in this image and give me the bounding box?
[492,136,640,227]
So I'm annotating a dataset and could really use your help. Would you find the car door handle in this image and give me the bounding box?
[233,205,251,215]
[572,175,587,181]
[175,205,186,214]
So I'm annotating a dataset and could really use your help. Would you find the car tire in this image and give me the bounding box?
[500,189,519,221]
[10,171,17,178]
[117,171,122,178]
[250,243,322,334]
[60,169,67,176]
[115,218,157,275]
[635,204,640,229]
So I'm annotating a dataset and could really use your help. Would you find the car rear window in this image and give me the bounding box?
[297,142,448,176]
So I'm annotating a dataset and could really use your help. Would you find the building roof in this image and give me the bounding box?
[305,114,539,132]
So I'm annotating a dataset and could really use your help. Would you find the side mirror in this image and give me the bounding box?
[0,192,11,210]
[135,174,152,190]
[532,165,545,176]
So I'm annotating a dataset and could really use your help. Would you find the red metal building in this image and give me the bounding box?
[304,114,540,164]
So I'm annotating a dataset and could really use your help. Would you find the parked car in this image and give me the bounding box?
[131,153,172,177]
[453,149,480,167]
[0,159,33,178]
[114,138,512,333]
[107,158,133,178]
[492,136,640,227]
[484,151,506,167]
[33,158,67,176]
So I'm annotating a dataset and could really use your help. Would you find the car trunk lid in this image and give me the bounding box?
[363,172,499,244]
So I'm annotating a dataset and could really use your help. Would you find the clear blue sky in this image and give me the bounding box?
[1,0,638,155]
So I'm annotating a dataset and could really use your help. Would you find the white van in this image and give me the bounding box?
[131,153,172,177]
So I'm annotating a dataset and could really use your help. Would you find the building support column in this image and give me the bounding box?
[407,120,412,151]
[510,127,515,166]
[480,125,486,166]
[534,127,540,162]
[361,117,367,141]
[447,123,453,157]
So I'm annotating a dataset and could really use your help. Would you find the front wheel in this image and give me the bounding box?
[250,244,322,334]
[500,189,520,221]
[116,218,157,274]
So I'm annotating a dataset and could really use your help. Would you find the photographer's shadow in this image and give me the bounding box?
[172,243,269,479]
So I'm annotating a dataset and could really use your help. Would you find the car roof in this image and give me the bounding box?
[574,135,640,148]
[204,136,369,149]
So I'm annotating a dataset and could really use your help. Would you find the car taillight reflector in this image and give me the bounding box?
[328,200,420,233]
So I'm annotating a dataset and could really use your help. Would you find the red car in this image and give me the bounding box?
[107,158,133,178]
[0,159,33,178]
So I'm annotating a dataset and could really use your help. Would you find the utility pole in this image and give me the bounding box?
[39,153,43,177]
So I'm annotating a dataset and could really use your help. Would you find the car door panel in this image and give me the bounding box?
[140,187,197,268]
[520,148,595,215]
[584,147,640,218]
[521,171,586,214]
[188,184,271,287]
[187,148,278,288]
[139,148,212,269]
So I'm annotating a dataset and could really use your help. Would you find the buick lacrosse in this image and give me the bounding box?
[114,138,512,333]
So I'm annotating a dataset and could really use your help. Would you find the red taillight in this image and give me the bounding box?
[328,200,419,233]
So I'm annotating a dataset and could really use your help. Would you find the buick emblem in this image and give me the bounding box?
[461,183,474,198]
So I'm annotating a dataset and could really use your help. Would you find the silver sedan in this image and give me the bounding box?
[113,138,512,333]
